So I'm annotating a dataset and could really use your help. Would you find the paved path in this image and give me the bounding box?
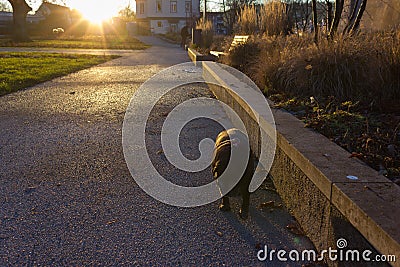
[0,36,315,266]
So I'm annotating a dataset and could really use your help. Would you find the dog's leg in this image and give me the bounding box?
[239,191,250,219]
[219,196,231,211]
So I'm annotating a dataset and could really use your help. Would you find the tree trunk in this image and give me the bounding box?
[302,0,310,33]
[8,0,32,42]
[350,0,367,33]
[312,0,318,45]
[328,0,344,39]
[343,0,361,34]
[327,1,333,32]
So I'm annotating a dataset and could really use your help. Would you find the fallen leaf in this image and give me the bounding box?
[259,201,283,209]
[346,175,359,180]
[322,153,330,159]
[259,201,275,208]
[287,223,304,236]
[262,186,276,192]
[24,187,37,194]
[349,152,363,159]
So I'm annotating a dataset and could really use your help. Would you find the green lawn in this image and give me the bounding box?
[0,52,118,96]
[0,35,150,50]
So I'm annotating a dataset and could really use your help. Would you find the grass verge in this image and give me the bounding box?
[0,52,118,96]
[0,35,150,50]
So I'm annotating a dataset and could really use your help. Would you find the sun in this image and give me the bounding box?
[69,1,119,24]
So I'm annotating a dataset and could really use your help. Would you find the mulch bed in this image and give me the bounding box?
[269,94,400,185]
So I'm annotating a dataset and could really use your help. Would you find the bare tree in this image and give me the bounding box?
[328,0,344,38]
[118,3,136,22]
[311,0,318,44]
[326,0,333,31]
[222,0,255,34]
[7,0,32,41]
[344,0,367,34]
[349,0,367,33]
[289,0,311,32]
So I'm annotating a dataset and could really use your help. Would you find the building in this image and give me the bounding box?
[206,12,227,35]
[136,0,200,34]
[35,2,72,32]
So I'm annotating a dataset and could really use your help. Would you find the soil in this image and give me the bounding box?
[269,94,400,185]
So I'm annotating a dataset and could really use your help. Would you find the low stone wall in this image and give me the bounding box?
[187,48,216,63]
[202,61,399,267]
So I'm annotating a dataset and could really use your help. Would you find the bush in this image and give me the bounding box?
[235,5,258,35]
[234,1,293,36]
[209,35,231,51]
[245,32,400,113]
[221,37,261,71]
[196,18,214,49]
[259,0,292,36]
[215,29,400,179]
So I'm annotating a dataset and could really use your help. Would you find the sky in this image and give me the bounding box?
[0,0,134,21]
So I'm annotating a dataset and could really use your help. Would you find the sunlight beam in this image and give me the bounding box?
[68,0,120,25]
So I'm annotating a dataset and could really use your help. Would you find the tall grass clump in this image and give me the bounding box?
[259,0,292,36]
[235,5,258,35]
[234,1,292,36]
[196,18,214,48]
[249,31,400,112]
[222,37,261,71]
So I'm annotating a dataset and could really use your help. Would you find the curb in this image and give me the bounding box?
[187,48,217,63]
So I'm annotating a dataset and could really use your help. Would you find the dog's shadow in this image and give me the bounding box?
[219,187,317,266]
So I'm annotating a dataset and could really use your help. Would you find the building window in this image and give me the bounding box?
[156,0,162,13]
[157,21,162,28]
[185,1,192,13]
[170,23,177,32]
[170,1,177,13]
[139,3,145,14]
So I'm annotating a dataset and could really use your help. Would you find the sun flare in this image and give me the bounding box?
[69,1,119,24]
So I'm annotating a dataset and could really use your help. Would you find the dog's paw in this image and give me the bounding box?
[219,203,231,211]
[239,208,249,219]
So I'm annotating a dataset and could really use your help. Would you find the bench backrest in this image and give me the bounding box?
[229,35,249,51]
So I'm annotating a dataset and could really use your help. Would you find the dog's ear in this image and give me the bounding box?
[231,138,240,147]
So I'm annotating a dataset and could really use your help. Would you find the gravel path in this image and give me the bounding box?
[0,36,315,266]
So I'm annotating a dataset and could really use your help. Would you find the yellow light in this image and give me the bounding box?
[69,0,118,24]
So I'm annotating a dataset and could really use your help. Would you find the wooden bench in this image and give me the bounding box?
[210,35,249,57]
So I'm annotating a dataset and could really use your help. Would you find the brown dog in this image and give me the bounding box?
[211,128,255,219]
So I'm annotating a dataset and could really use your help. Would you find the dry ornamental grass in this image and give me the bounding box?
[219,29,399,182]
